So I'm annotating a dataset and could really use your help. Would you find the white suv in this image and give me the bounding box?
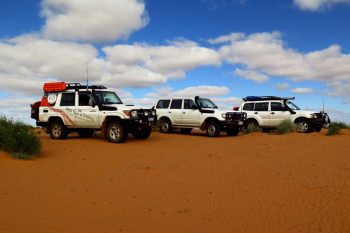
[155,96,246,137]
[237,96,330,132]
[31,82,156,143]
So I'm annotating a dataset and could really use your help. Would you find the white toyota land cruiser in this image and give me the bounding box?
[237,96,330,132]
[30,82,156,143]
[155,96,246,137]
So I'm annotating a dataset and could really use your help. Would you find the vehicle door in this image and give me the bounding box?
[253,102,271,126]
[75,92,99,128]
[56,92,77,127]
[269,101,291,126]
[169,99,183,125]
[181,99,200,126]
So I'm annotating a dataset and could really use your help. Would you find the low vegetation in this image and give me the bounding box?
[0,116,42,159]
[243,125,263,134]
[327,122,349,136]
[276,120,297,134]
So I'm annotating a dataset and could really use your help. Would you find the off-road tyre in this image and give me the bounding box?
[295,119,311,133]
[159,118,172,133]
[206,120,221,137]
[180,128,192,134]
[49,119,68,140]
[106,121,127,143]
[245,119,259,130]
[226,128,239,136]
[78,129,95,138]
[133,126,152,139]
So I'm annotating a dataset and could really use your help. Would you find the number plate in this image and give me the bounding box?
[148,117,155,121]
[238,121,243,125]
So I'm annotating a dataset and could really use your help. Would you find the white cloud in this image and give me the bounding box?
[294,0,350,11]
[275,83,290,91]
[234,68,269,84]
[210,32,350,101]
[103,41,221,80]
[291,87,314,94]
[41,0,148,42]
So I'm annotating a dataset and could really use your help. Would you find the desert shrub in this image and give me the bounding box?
[242,125,263,134]
[327,122,349,136]
[276,120,297,134]
[0,116,41,159]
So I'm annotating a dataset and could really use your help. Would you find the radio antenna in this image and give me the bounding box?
[86,62,89,91]
[322,100,325,113]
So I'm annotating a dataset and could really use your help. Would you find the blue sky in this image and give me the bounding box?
[0,0,350,124]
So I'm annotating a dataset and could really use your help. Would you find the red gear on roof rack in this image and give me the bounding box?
[43,82,66,92]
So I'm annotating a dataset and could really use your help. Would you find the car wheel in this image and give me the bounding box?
[180,128,192,134]
[49,119,68,140]
[78,129,95,138]
[245,119,259,130]
[106,122,127,143]
[226,128,239,136]
[206,120,221,137]
[133,126,152,139]
[159,119,172,133]
[296,120,310,133]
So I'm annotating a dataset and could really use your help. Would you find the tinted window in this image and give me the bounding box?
[271,102,283,111]
[243,103,254,111]
[170,99,182,109]
[60,93,75,106]
[254,102,269,111]
[79,92,92,106]
[156,100,170,109]
[184,99,196,109]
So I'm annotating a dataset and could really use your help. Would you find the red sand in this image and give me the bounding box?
[1,130,350,233]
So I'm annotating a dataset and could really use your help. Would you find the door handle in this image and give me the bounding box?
[254,112,258,114]
[183,112,186,114]
[270,112,275,115]
[90,110,97,112]
[168,111,171,113]
[43,109,48,113]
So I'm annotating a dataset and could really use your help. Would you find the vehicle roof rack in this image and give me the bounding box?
[242,96,295,101]
[66,83,107,91]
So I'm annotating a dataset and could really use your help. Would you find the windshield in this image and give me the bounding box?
[286,101,300,110]
[197,98,218,109]
[94,91,123,105]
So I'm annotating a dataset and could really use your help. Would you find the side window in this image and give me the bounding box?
[271,102,283,111]
[254,102,269,111]
[184,99,196,109]
[60,93,75,106]
[79,92,92,106]
[156,100,170,109]
[243,103,254,111]
[170,99,182,109]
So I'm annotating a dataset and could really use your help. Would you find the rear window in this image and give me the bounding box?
[243,103,254,111]
[254,102,269,111]
[156,100,170,109]
[60,93,75,106]
[170,99,182,109]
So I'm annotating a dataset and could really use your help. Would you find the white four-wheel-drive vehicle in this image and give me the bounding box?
[237,96,330,132]
[30,82,156,143]
[155,96,246,137]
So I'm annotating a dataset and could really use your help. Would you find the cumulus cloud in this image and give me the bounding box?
[234,68,269,83]
[275,83,290,91]
[210,31,350,101]
[294,0,350,11]
[41,0,148,42]
[291,87,314,94]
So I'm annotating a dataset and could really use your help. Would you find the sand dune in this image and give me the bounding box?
[1,130,350,233]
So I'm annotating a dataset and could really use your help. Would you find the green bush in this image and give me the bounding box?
[327,122,349,136]
[242,125,263,134]
[0,116,42,159]
[276,120,297,134]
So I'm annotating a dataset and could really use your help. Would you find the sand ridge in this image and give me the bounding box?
[1,130,350,233]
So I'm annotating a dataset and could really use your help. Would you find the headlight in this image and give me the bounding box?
[144,111,149,116]
[310,113,318,118]
[130,110,138,118]
[221,113,226,119]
